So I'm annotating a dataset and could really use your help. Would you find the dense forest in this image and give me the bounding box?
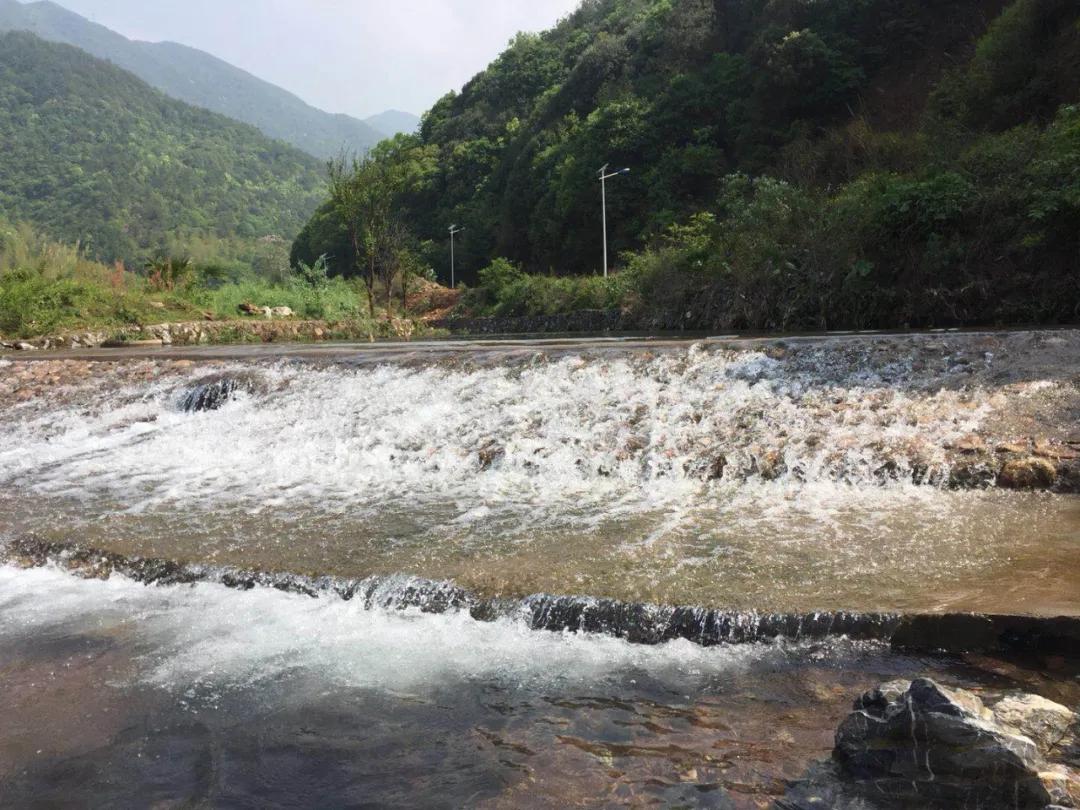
[0,0,392,159]
[293,0,1080,330]
[0,31,326,264]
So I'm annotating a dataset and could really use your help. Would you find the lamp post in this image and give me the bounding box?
[448,224,464,288]
[598,164,630,278]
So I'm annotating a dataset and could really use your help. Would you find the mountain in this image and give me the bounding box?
[364,110,421,139]
[294,0,1080,331]
[0,0,386,159]
[0,31,326,262]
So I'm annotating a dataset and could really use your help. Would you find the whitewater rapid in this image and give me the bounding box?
[1,336,1077,613]
[0,345,992,518]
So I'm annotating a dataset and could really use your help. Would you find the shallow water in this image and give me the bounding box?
[2,343,1078,614]
[2,336,1079,806]
[0,566,1076,809]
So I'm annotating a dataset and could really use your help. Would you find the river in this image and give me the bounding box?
[1,330,1077,807]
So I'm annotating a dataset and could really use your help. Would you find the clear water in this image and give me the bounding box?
[1,565,1075,808]
[1,337,1078,807]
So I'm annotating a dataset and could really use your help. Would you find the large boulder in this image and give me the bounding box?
[833,678,1079,808]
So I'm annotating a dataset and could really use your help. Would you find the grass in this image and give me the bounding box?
[0,220,399,340]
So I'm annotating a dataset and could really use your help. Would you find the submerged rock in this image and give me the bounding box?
[833,678,1079,808]
[999,457,1058,489]
[477,442,505,470]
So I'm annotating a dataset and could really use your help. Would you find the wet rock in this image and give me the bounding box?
[999,457,1057,489]
[685,453,728,481]
[706,454,727,481]
[949,434,986,454]
[947,460,996,489]
[478,443,505,470]
[1035,440,1080,461]
[1058,461,1080,494]
[178,376,252,413]
[764,343,788,361]
[834,679,1079,808]
[998,440,1031,454]
[749,446,786,481]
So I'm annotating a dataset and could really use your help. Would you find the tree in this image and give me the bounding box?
[326,154,392,319]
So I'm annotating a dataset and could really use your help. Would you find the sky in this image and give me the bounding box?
[48,0,583,119]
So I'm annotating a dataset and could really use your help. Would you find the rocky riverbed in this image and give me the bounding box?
[3,329,1079,492]
[1,329,1078,808]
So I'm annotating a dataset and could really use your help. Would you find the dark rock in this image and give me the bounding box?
[178,376,256,412]
[892,613,1080,656]
[478,443,505,470]
[834,679,1079,808]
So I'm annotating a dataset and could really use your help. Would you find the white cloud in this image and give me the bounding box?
[50,0,582,118]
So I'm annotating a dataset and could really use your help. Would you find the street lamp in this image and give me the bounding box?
[448,224,465,288]
[598,164,630,278]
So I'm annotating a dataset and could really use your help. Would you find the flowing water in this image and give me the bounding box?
[1,334,1078,807]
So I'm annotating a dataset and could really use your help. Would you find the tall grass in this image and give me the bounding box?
[0,219,373,339]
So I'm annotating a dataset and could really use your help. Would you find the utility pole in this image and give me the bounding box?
[598,165,630,278]
[448,224,464,288]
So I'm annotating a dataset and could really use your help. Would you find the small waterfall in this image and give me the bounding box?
[8,538,1078,656]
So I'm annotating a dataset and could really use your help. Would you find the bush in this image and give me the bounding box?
[469,257,623,317]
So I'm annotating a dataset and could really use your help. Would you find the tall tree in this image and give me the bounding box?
[326,155,392,319]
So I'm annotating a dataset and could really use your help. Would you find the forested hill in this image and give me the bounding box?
[414,0,1079,274]
[294,0,1080,330]
[0,31,325,262]
[0,0,387,159]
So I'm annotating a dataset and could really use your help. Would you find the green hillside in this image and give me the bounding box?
[0,31,325,263]
[295,0,1080,331]
[0,0,387,159]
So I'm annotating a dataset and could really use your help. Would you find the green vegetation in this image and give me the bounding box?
[0,31,325,266]
[320,137,439,317]
[296,0,1080,331]
[0,0,388,159]
[0,218,373,340]
[463,258,622,317]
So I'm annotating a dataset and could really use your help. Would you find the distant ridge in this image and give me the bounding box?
[0,31,326,261]
[364,109,422,139]
[0,0,415,158]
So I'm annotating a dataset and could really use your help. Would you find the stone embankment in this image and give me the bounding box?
[0,316,432,351]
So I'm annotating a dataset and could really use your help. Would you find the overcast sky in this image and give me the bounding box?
[49,0,582,119]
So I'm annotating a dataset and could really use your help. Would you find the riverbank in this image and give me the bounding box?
[0,315,444,352]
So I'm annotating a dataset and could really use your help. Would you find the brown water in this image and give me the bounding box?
[4,488,1079,615]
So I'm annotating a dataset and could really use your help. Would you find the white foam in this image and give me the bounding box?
[0,349,1003,531]
[0,565,775,696]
